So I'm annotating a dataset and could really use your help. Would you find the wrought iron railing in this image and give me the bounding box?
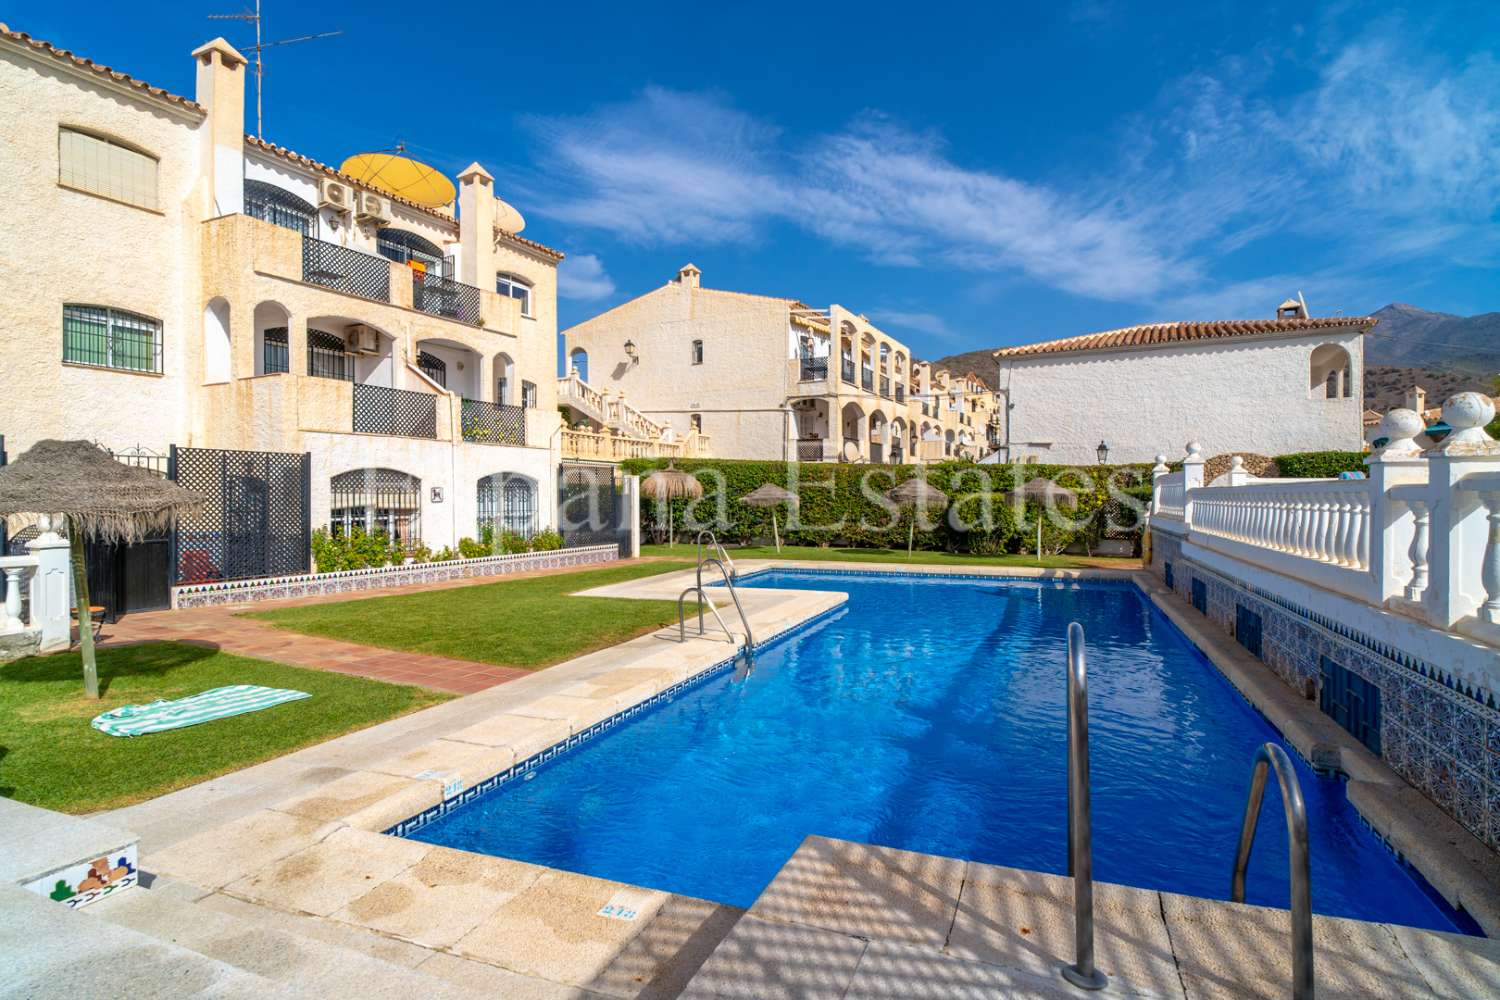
[352,383,437,439]
[861,367,874,391]
[302,236,391,302]
[896,385,905,403]
[880,375,891,398]
[841,358,856,383]
[461,398,526,446]
[799,356,828,381]
[413,270,483,326]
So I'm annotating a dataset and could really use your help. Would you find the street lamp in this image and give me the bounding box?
[1096,440,1109,464]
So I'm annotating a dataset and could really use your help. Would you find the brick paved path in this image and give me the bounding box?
[100,558,664,695]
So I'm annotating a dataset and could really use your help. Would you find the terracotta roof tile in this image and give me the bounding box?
[245,135,458,226]
[993,316,1377,360]
[495,228,565,262]
[0,22,203,113]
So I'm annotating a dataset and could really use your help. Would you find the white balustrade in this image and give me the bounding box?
[0,555,38,633]
[1190,481,1374,572]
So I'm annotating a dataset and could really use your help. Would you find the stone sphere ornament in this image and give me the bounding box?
[1439,392,1498,451]
[1377,408,1425,458]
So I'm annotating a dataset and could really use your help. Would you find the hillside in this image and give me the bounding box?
[935,302,1500,395]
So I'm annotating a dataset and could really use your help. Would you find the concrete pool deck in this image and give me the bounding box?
[29,558,1493,997]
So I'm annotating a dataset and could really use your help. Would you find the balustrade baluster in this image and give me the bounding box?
[1314,496,1333,562]
[1336,497,1356,567]
[1405,500,1430,603]
[1480,492,1500,625]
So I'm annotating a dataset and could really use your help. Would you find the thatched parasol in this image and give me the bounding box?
[0,440,204,697]
[739,483,798,553]
[1003,477,1078,508]
[640,463,703,546]
[885,477,950,556]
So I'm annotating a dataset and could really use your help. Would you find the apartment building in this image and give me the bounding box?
[0,26,564,575]
[560,265,1002,463]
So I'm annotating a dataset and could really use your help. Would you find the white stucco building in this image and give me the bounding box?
[0,23,567,602]
[995,301,1374,465]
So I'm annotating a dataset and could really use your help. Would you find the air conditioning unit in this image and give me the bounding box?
[345,324,381,355]
[355,191,391,224]
[318,177,353,212]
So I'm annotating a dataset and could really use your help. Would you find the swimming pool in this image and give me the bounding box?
[404,569,1474,933]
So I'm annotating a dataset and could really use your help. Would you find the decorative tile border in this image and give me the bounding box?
[730,565,1135,589]
[386,600,850,839]
[171,544,619,608]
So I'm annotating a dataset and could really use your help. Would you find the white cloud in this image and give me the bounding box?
[872,310,956,341]
[522,23,1500,316]
[557,253,616,301]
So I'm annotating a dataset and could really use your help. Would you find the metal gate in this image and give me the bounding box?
[171,447,311,584]
[558,463,626,554]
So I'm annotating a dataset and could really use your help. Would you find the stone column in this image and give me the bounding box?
[1421,394,1500,628]
[1181,442,1205,526]
[1365,409,1429,606]
[27,519,73,652]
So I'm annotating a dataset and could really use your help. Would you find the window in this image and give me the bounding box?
[691,339,704,365]
[245,179,316,234]
[58,128,157,210]
[417,350,447,388]
[477,473,538,538]
[497,274,533,317]
[329,468,421,548]
[262,326,290,374]
[63,305,161,373]
[521,380,538,408]
[377,228,445,273]
[689,414,703,433]
[307,329,353,381]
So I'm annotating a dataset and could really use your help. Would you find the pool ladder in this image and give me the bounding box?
[678,532,754,668]
[1060,622,1314,999]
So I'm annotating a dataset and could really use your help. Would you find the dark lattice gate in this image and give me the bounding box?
[558,463,625,553]
[171,446,311,584]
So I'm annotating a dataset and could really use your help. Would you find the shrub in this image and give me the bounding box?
[499,529,531,554]
[619,458,1154,556]
[457,536,489,559]
[530,528,563,551]
[1273,451,1369,478]
[311,527,402,572]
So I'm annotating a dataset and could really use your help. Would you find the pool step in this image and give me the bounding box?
[682,835,1500,999]
[84,874,543,1000]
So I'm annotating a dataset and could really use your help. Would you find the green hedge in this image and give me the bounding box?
[1271,451,1369,478]
[620,458,1155,555]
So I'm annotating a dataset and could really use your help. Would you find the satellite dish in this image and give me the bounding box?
[494,197,526,234]
[339,151,456,209]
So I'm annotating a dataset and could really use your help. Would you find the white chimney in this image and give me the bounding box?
[675,263,701,288]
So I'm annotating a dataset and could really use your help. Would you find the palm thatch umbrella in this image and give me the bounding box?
[1004,477,1078,562]
[640,463,703,546]
[0,441,204,698]
[739,483,798,553]
[885,477,950,557]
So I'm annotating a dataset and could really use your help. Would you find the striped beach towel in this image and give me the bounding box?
[91,685,312,737]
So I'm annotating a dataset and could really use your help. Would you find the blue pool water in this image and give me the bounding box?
[407,570,1474,933]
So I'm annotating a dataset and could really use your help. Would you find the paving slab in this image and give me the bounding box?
[444,711,574,760]
[149,809,342,891]
[415,951,614,999]
[333,846,547,949]
[1388,922,1500,999]
[225,825,430,917]
[748,835,965,949]
[272,768,442,831]
[452,868,670,988]
[843,939,1088,999]
[365,737,518,789]
[677,914,869,1000]
[580,894,745,1000]
[945,861,1184,998]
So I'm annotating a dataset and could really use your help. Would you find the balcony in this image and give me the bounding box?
[302,236,391,302]
[861,367,874,392]
[796,438,825,462]
[896,385,905,404]
[461,398,526,445]
[800,356,829,382]
[413,270,483,326]
[841,358,856,384]
[353,383,437,439]
[562,428,711,461]
[879,375,891,398]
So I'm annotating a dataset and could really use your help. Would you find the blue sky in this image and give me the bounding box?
[23,1,1500,360]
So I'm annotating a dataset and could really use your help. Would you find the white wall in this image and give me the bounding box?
[1001,329,1366,464]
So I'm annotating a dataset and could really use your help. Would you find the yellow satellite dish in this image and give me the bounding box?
[494,197,526,234]
[339,151,456,209]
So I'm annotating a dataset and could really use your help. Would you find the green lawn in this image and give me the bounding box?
[0,642,450,813]
[248,560,696,668]
[642,543,1137,570]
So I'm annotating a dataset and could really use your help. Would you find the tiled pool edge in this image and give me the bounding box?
[1137,571,1500,937]
[383,598,850,839]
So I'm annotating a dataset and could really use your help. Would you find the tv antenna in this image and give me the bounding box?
[209,1,341,138]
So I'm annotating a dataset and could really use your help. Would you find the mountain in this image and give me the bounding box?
[1364,304,1500,375]
[932,303,1500,392]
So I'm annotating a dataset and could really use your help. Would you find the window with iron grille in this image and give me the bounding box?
[330,468,421,548]
[417,350,447,387]
[691,339,704,365]
[245,179,316,234]
[521,380,538,408]
[496,274,533,317]
[307,329,353,381]
[376,228,445,272]
[63,305,162,373]
[262,326,290,374]
[58,127,158,210]
[477,473,537,537]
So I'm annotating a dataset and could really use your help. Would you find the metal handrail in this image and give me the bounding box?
[1061,621,1108,991]
[699,557,754,657]
[695,530,735,579]
[678,585,736,644]
[1231,742,1314,1000]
